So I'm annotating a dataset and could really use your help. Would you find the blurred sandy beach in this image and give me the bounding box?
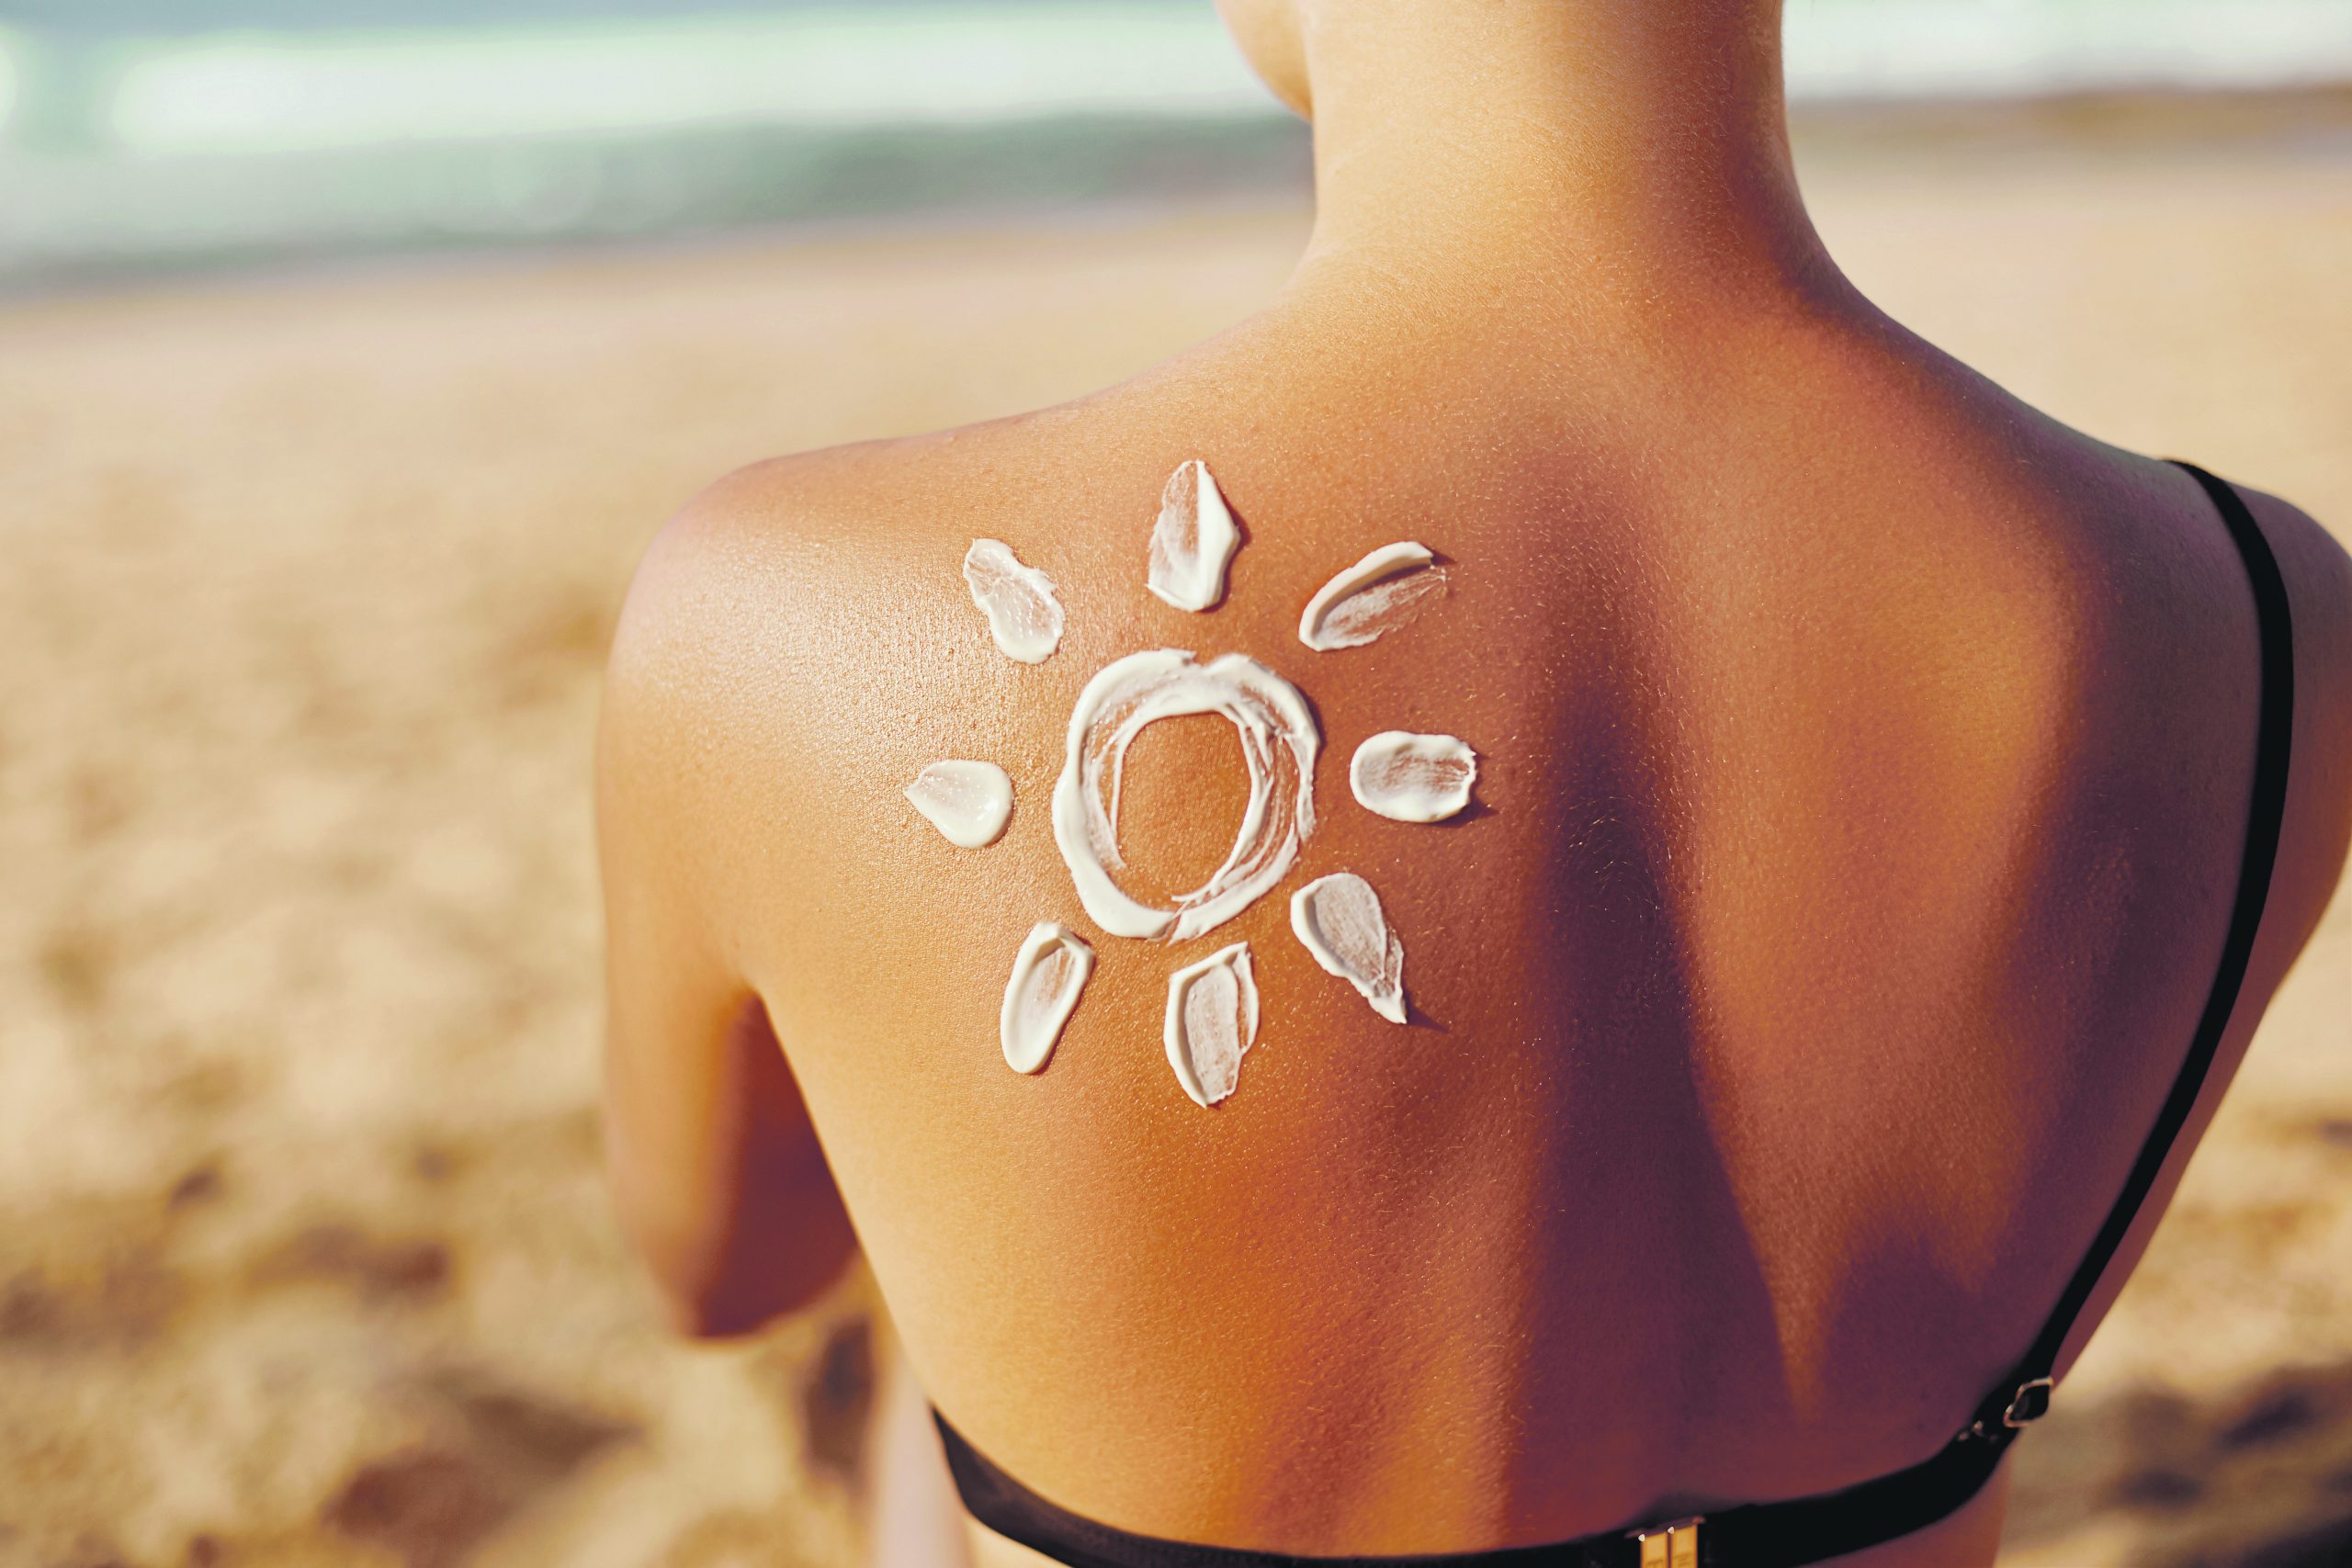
[2,103,2349,1568]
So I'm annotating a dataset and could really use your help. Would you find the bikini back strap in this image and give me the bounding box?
[1963,459,2295,1432]
[939,1408,2009,1568]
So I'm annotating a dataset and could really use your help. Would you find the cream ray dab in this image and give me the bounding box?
[1298,541,1446,651]
[1351,731,1477,823]
[963,537,1065,663]
[1148,460,1240,613]
[1164,941,1259,1107]
[1291,872,1407,1024]
[906,760,1014,848]
[1001,923,1094,1075]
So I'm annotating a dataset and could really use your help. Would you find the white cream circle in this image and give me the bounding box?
[1051,649,1319,942]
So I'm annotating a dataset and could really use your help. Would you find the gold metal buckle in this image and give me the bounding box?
[1633,1517,1703,1568]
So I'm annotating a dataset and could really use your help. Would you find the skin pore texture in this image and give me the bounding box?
[598,1,2352,1565]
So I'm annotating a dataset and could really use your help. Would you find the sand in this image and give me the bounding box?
[1,118,2348,1568]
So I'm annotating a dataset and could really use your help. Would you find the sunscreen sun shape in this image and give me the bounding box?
[1148,460,1241,612]
[1164,941,1259,1106]
[963,538,1066,663]
[1298,541,1446,651]
[1291,872,1408,1023]
[1001,923,1094,1074]
[905,760,1013,848]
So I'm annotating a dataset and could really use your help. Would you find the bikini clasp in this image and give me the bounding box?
[2001,1377,2055,1428]
[1963,1374,2057,1443]
[1631,1517,1702,1567]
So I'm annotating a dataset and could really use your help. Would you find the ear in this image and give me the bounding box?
[1215,0,1312,119]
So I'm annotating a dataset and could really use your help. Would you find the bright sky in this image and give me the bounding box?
[6,2,2351,161]
[96,7,1274,157]
[0,36,18,140]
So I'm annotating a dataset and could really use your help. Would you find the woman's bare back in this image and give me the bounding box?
[600,273,2351,1557]
[599,6,2352,1562]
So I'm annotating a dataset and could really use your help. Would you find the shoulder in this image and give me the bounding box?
[594,440,955,911]
[607,398,1126,665]
[602,431,999,730]
[2070,460,2352,975]
[2235,479,2352,688]
[613,437,944,642]
[594,414,1120,930]
[2233,479,2352,944]
[599,451,860,779]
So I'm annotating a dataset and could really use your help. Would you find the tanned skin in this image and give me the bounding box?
[599,3,2352,1563]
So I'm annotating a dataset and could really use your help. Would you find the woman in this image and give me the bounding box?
[597,3,2352,1564]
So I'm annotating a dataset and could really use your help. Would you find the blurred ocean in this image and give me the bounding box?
[4,0,2351,286]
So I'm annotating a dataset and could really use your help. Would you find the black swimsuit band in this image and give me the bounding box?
[934,459,2296,1568]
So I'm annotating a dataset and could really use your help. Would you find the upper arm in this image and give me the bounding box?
[596,488,858,1336]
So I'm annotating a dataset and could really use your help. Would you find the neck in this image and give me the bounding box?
[1288,0,1835,318]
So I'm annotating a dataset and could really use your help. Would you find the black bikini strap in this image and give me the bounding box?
[937,1411,2003,1568]
[1969,460,2295,1424]
[937,461,2295,1568]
